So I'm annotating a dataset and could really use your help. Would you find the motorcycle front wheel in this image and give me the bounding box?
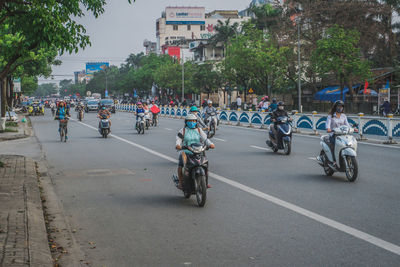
[283,140,291,155]
[345,156,358,182]
[195,175,207,207]
[321,151,334,176]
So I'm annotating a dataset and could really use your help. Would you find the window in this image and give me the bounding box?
[187,25,191,31]
[200,25,205,31]
[173,25,178,31]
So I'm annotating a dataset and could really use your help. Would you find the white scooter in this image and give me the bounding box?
[206,112,218,138]
[317,125,358,182]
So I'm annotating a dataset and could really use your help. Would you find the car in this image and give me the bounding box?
[6,111,18,122]
[85,100,100,112]
[99,99,116,113]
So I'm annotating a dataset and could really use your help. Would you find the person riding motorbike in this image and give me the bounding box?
[204,100,217,124]
[55,101,70,140]
[326,100,350,147]
[50,101,56,116]
[175,114,215,189]
[135,102,145,129]
[269,101,291,144]
[98,105,111,129]
[269,98,278,112]
[189,106,207,130]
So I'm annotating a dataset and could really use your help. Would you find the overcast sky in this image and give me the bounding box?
[40,0,250,84]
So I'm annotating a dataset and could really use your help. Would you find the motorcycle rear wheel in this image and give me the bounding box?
[283,141,291,155]
[345,156,358,182]
[195,175,207,207]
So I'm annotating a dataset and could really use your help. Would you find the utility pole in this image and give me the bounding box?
[182,49,185,103]
[297,18,302,113]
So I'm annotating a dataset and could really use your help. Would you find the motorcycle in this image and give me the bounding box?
[317,125,358,182]
[267,116,292,155]
[98,114,111,138]
[144,110,151,130]
[136,113,145,134]
[172,143,209,207]
[51,106,56,117]
[28,106,34,116]
[206,112,218,138]
[77,108,84,121]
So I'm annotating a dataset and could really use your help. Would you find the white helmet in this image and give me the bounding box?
[185,114,197,121]
[208,100,212,104]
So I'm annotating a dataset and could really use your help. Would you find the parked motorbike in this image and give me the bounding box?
[172,143,209,207]
[206,112,218,138]
[98,114,111,138]
[317,125,358,182]
[267,116,292,155]
[136,113,145,134]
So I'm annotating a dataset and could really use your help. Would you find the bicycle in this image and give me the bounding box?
[59,119,68,142]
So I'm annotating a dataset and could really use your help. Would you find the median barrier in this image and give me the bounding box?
[115,105,400,143]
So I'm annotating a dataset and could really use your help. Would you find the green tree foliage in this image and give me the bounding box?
[34,83,57,97]
[21,76,38,96]
[312,25,371,99]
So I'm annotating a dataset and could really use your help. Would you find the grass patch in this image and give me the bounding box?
[5,121,18,127]
[2,128,18,133]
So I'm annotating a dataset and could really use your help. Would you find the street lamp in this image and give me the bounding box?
[296,17,302,113]
[182,48,185,103]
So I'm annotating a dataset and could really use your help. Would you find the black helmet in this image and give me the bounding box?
[278,101,284,106]
[334,100,344,106]
[272,98,277,102]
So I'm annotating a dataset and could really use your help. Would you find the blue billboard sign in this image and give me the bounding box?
[85,62,109,79]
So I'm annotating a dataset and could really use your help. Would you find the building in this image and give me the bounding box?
[143,39,157,55]
[74,70,86,84]
[156,7,250,61]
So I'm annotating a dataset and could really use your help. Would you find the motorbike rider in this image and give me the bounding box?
[135,102,145,128]
[189,106,207,130]
[175,114,215,189]
[50,101,56,116]
[269,101,291,144]
[269,98,278,112]
[204,100,217,124]
[326,100,350,144]
[55,101,70,139]
[98,105,111,129]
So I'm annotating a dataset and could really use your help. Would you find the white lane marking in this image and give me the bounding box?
[214,138,226,142]
[165,128,173,131]
[250,145,269,151]
[308,157,317,160]
[76,120,400,256]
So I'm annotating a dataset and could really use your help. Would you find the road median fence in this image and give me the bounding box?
[115,104,400,143]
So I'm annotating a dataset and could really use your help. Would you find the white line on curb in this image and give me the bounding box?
[250,145,269,151]
[76,120,400,256]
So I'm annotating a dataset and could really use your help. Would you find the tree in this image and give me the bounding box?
[312,25,371,100]
[192,62,220,98]
[209,19,240,56]
[21,76,38,96]
[34,83,57,97]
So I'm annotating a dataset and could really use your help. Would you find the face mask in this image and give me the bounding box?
[336,107,343,113]
[186,121,197,129]
[278,106,284,110]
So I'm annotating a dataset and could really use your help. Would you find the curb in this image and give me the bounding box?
[26,158,53,266]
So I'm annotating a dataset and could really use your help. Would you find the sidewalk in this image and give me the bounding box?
[0,155,52,267]
[0,115,32,142]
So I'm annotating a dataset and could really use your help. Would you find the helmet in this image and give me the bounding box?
[185,114,197,122]
[137,102,142,105]
[334,100,344,106]
[190,106,198,112]
[272,98,277,102]
[208,100,212,104]
[278,101,284,106]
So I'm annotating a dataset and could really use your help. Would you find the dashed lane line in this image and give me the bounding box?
[250,145,269,151]
[213,138,227,142]
[75,120,400,256]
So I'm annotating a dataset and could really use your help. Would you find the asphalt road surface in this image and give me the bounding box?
[29,109,400,266]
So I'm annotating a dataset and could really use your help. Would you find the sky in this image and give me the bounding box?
[40,0,251,84]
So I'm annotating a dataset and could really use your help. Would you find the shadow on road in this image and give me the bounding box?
[111,193,203,209]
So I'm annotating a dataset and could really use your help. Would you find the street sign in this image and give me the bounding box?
[13,78,21,93]
[248,88,254,94]
[86,91,91,96]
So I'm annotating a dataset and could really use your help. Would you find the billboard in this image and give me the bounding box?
[85,62,109,80]
[166,7,205,25]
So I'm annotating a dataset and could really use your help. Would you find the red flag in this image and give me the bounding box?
[364,80,369,94]
[150,105,160,114]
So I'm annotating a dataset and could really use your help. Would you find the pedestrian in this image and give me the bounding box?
[380,98,391,117]
[252,96,258,110]
[236,95,242,110]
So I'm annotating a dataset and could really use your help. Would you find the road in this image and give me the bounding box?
[29,109,400,266]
